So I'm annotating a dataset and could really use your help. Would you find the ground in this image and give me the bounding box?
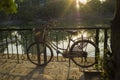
[0,57,102,80]
[0,59,84,80]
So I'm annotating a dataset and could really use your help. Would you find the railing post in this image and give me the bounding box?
[0,32,4,58]
[10,32,14,54]
[56,32,59,62]
[95,29,99,65]
[104,29,108,51]
[37,43,41,65]
[95,29,99,47]
[44,35,47,64]
[6,34,9,59]
[103,28,108,70]
[15,35,19,63]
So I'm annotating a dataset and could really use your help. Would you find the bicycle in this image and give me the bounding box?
[27,26,99,68]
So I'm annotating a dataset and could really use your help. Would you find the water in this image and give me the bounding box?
[4,40,105,57]
[4,43,23,54]
[4,31,110,57]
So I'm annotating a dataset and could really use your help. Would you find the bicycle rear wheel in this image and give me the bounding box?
[27,42,53,66]
[70,40,99,68]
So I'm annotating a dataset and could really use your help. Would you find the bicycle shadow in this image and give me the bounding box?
[19,65,46,80]
[79,74,85,80]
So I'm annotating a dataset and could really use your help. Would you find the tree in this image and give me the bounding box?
[0,0,17,14]
[79,0,115,26]
[80,0,101,25]
[111,0,120,80]
[37,0,76,20]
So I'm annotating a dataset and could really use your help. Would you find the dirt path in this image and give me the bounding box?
[0,59,85,80]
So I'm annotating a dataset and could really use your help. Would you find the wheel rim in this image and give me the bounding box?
[27,42,53,66]
[70,40,99,68]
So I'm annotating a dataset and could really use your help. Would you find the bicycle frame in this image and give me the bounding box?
[41,27,86,57]
[27,26,99,67]
[43,32,71,54]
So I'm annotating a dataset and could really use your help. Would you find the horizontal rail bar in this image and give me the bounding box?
[0,27,111,64]
[0,27,110,31]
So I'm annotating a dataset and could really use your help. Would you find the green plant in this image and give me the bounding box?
[102,49,114,80]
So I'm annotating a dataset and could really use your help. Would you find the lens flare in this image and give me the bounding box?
[76,0,80,9]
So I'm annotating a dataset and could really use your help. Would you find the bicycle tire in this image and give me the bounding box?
[70,40,99,68]
[27,42,53,66]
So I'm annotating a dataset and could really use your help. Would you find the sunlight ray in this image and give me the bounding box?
[61,0,74,17]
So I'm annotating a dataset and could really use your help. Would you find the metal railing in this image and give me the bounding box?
[0,27,111,63]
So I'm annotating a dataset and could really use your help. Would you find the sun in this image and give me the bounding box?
[76,0,87,9]
[79,0,87,4]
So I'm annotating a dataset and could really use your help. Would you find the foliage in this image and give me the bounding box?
[0,0,17,14]
[102,49,114,80]
[38,0,76,20]
[0,0,115,27]
[79,0,115,26]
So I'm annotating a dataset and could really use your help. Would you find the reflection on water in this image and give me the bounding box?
[4,43,23,54]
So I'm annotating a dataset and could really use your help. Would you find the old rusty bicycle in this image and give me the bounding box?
[27,26,99,68]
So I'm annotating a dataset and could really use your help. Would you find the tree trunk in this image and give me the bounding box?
[111,0,120,80]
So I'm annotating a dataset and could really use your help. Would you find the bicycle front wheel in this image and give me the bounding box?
[70,40,99,68]
[27,42,53,66]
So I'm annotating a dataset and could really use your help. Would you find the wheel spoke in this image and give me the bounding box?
[70,40,99,68]
[27,42,53,66]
